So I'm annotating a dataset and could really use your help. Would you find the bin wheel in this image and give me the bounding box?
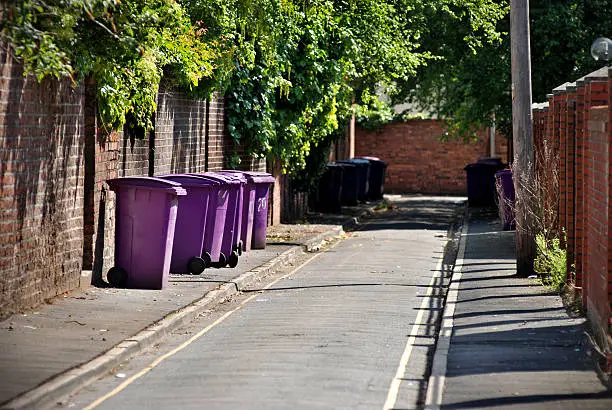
[237,240,244,256]
[187,257,206,275]
[107,267,127,288]
[233,244,243,257]
[201,251,212,268]
[228,251,239,268]
[211,252,227,269]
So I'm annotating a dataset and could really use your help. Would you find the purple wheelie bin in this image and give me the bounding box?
[190,173,240,268]
[106,177,186,289]
[218,170,257,253]
[202,177,229,266]
[176,174,228,266]
[209,172,246,263]
[158,175,217,274]
[204,173,241,268]
[247,172,275,249]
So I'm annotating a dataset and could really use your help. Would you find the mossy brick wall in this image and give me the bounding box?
[355,120,509,194]
[0,45,85,316]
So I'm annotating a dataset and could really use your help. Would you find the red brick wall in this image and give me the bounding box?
[552,85,579,278]
[609,71,612,332]
[580,75,609,328]
[534,67,612,339]
[355,120,509,194]
[585,106,610,335]
[82,81,118,283]
[117,130,148,177]
[554,90,568,242]
[575,82,586,290]
[0,45,85,315]
[2,43,279,315]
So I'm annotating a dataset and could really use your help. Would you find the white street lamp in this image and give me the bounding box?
[591,37,612,62]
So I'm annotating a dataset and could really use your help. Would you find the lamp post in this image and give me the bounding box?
[591,37,612,63]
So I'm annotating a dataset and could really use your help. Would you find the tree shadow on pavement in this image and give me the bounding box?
[441,391,612,409]
[446,323,597,377]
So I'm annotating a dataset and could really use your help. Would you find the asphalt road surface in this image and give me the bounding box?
[60,196,464,410]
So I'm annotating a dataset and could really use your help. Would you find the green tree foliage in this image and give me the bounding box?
[2,0,506,184]
[399,0,612,140]
[1,0,227,130]
[185,0,505,177]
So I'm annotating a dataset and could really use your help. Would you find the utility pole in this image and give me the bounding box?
[348,96,356,159]
[510,0,536,277]
[490,113,496,158]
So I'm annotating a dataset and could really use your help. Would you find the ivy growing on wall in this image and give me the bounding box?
[1,0,229,130]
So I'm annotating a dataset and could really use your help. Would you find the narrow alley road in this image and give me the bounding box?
[61,196,464,410]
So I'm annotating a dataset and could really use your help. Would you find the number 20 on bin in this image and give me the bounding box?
[257,197,267,212]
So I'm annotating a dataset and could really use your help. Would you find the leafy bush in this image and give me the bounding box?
[534,232,567,290]
[355,90,395,131]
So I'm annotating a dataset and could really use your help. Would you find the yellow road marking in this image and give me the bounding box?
[382,256,444,410]
[84,251,326,410]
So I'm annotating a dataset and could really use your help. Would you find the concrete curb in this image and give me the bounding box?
[3,215,363,409]
[424,212,469,410]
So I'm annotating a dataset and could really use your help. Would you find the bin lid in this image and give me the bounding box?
[337,159,370,166]
[220,170,275,184]
[218,170,257,184]
[464,162,503,171]
[157,174,222,188]
[106,177,187,196]
[249,174,275,184]
[334,162,358,168]
[189,172,241,185]
[203,172,241,184]
[477,157,503,165]
[356,156,388,166]
[215,170,249,183]
[233,170,272,177]
[495,169,512,177]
